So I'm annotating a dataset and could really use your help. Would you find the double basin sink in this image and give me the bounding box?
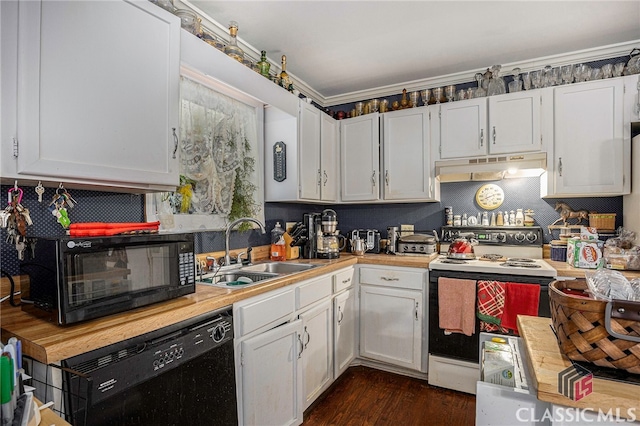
[198,261,319,289]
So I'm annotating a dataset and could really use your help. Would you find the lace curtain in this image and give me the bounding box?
[148,75,263,230]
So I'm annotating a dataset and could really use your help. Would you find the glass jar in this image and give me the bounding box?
[175,9,200,36]
[224,21,244,63]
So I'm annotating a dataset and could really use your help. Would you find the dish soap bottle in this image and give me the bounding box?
[270,222,286,261]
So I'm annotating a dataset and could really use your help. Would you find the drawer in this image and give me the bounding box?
[296,275,332,310]
[359,267,424,290]
[235,287,295,337]
[333,268,354,293]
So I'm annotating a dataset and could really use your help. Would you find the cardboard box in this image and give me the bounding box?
[566,237,604,269]
[481,341,515,387]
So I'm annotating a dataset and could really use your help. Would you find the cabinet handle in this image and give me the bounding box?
[480,129,484,147]
[558,157,563,177]
[323,170,328,186]
[303,326,310,349]
[297,333,304,358]
[337,306,344,325]
[171,128,178,159]
[342,278,351,284]
[371,170,376,187]
[317,169,322,187]
[385,170,390,186]
[381,276,399,281]
[492,126,496,144]
[414,302,419,321]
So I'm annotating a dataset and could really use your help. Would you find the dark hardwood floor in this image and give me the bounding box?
[303,366,476,426]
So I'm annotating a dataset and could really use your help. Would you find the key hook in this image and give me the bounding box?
[8,187,23,205]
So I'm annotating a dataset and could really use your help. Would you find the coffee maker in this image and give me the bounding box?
[292,209,344,259]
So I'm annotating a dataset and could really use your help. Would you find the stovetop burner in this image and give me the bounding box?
[507,258,535,263]
[500,261,542,268]
[481,254,506,261]
[440,259,469,264]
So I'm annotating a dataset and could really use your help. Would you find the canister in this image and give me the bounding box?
[445,206,453,225]
[550,240,567,262]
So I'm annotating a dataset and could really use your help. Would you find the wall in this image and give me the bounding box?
[0,178,623,275]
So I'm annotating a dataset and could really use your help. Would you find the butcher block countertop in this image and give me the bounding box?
[545,259,640,279]
[1,252,435,364]
[518,316,639,419]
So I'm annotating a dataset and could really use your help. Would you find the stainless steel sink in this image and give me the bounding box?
[197,262,319,289]
[239,262,318,274]
[198,271,279,289]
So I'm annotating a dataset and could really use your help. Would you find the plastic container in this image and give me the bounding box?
[270,222,286,261]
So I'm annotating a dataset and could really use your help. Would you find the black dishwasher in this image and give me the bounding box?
[62,306,237,426]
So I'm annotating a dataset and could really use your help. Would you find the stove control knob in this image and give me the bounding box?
[514,232,525,242]
[526,232,538,242]
[495,233,506,242]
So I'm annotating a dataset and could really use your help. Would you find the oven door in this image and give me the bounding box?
[428,269,552,364]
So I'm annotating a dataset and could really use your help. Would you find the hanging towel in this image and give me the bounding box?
[476,280,507,333]
[438,277,477,336]
[501,282,540,335]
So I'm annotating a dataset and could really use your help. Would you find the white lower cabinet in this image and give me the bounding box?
[358,266,426,372]
[333,287,356,378]
[234,287,303,426]
[299,299,333,409]
[239,320,303,426]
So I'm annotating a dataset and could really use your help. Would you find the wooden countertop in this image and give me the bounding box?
[1,252,434,364]
[545,259,640,279]
[518,316,639,419]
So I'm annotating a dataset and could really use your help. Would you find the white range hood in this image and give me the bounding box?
[435,152,547,182]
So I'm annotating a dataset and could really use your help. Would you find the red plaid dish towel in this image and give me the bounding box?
[476,280,507,333]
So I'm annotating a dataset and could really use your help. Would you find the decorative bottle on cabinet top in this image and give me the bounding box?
[224,21,244,63]
[257,50,270,78]
[278,55,293,91]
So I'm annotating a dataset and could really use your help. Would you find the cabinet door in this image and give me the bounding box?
[340,114,380,201]
[320,113,339,202]
[298,101,322,200]
[299,299,333,409]
[553,79,625,195]
[240,319,303,426]
[359,285,423,371]
[382,108,432,200]
[14,0,180,188]
[334,288,356,378]
[488,91,541,154]
[439,98,487,159]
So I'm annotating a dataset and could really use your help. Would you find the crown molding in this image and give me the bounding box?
[321,39,640,107]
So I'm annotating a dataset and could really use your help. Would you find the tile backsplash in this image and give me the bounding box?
[0,177,623,275]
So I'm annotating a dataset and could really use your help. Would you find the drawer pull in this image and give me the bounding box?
[381,277,399,281]
[342,278,351,284]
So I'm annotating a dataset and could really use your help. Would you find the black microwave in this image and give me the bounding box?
[20,233,196,325]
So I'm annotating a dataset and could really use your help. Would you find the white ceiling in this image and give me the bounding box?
[185,1,640,105]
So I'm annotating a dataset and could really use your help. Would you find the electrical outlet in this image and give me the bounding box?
[400,224,414,236]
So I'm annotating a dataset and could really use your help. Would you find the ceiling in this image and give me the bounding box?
[184,1,640,105]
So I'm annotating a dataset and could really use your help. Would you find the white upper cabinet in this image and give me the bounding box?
[382,108,437,201]
[543,78,630,197]
[438,98,488,159]
[340,113,380,202]
[298,101,323,200]
[265,100,338,202]
[320,113,339,202]
[1,0,181,191]
[488,90,542,154]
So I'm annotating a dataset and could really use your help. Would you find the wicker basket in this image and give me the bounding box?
[588,213,616,231]
[549,280,640,374]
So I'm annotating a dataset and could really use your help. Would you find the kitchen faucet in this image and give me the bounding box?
[224,217,266,266]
